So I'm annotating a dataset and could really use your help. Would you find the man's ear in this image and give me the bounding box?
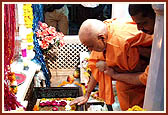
[98,34,107,42]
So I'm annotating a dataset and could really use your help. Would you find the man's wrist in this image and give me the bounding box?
[111,70,118,80]
[85,92,90,99]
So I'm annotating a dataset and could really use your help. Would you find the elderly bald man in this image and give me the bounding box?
[70,18,153,111]
[79,19,107,52]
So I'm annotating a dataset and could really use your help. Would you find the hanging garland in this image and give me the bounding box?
[4,4,15,75]
[23,4,33,28]
[32,4,50,87]
[127,105,146,111]
[21,4,35,60]
[4,4,24,111]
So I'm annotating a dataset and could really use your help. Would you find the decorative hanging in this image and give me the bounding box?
[36,21,64,53]
[4,4,25,111]
[32,4,50,87]
[4,4,15,75]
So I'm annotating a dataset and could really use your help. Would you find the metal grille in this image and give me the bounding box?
[45,43,89,70]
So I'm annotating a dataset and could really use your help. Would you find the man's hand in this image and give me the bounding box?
[96,61,115,77]
[69,95,89,106]
[96,61,107,72]
[104,66,115,77]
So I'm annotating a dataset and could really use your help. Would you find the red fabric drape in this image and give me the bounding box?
[4,4,24,111]
[4,4,15,77]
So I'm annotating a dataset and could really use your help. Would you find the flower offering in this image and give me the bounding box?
[33,98,76,111]
[36,22,65,51]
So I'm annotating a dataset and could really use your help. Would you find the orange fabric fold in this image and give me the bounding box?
[88,18,153,105]
[116,81,145,110]
[89,52,114,104]
[104,18,153,70]
[139,65,149,85]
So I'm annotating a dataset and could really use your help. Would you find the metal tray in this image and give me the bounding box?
[26,87,85,111]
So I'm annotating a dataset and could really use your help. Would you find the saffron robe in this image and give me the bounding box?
[88,18,153,109]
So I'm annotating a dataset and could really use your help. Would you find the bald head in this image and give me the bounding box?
[79,19,107,43]
[78,19,108,52]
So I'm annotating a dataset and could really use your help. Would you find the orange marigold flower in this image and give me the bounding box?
[33,105,39,111]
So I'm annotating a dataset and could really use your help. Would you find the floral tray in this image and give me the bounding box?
[26,87,85,111]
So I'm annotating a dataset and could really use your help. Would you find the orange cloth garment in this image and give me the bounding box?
[116,66,149,111]
[88,18,153,106]
[88,52,114,105]
[115,65,149,111]
[116,81,146,110]
[139,65,149,85]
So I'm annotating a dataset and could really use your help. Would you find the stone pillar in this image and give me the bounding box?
[112,3,131,19]
[143,4,165,111]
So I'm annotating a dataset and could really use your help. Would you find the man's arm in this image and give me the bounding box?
[96,60,143,85]
[69,75,97,105]
[85,75,98,97]
[104,67,144,85]
[113,72,144,85]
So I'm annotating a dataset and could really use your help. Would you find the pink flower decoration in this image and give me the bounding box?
[41,30,49,37]
[45,101,52,106]
[52,107,58,111]
[51,101,57,106]
[45,36,53,43]
[48,26,56,35]
[36,21,65,50]
[41,43,49,49]
[57,32,64,38]
[60,101,67,107]
[51,32,58,37]
[39,22,48,30]
[60,40,65,47]
[56,102,61,106]
[39,102,45,107]
[42,39,47,44]
[36,30,44,38]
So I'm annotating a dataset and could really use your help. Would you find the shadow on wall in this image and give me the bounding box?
[67,4,112,35]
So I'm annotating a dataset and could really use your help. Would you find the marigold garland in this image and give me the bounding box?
[91,91,104,102]
[26,32,34,43]
[23,4,33,28]
[22,4,34,55]
[33,105,39,111]
[7,72,18,94]
[127,105,146,111]
[81,57,91,78]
